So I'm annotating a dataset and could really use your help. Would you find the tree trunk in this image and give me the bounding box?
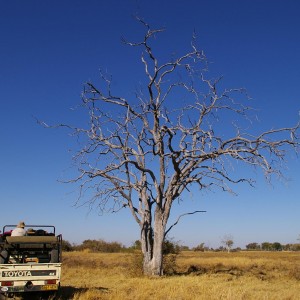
[141,217,165,276]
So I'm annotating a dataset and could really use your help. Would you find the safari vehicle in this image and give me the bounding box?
[0,225,62,299]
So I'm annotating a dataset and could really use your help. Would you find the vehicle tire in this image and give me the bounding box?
[0,250,8,264]
[50,249,59,263]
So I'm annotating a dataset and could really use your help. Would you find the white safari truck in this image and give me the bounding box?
[0,225,62,299]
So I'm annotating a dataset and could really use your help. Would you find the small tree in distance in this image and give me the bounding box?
[222,235,234,253]
[193,242,206,252]
[49,18,299,276]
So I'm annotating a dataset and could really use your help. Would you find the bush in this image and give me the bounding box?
[75,239,125,253]
[163,239,180,255]
[163,254,178,275]
[130,240,141,250]
[62,240,74,252]
[193,243,205,252]
[127,251,144,277]
[162,239,181,275]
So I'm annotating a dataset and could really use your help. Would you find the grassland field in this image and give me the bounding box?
[21,251,300,300]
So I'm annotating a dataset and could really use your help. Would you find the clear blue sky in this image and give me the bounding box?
[1,0,299,248]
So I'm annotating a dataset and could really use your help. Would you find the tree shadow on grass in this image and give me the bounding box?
[57,285,109,299]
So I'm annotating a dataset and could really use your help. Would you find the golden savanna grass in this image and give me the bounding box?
[55,251,300,300]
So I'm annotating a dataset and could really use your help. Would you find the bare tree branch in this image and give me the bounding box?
[165,210,206,237]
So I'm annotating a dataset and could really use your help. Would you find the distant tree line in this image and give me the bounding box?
[62,238,182,254]
[245,242,300,251]
[62,239,126,253]
[61,239,300,253]
[193,242,300,252]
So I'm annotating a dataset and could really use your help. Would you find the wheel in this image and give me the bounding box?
[0,250,8,264]
[50,250,59,263]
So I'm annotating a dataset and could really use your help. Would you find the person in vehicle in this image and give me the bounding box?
[26,228,36,235]
[11,221,26,236]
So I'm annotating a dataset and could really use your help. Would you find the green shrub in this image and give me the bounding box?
[62,240,74,252]
[75,239,124,253]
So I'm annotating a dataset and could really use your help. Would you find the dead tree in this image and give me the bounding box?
[55,19,299,275]
[222,235,234,253]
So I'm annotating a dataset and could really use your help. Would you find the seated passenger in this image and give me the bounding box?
[26,228,36,236]
[11,221,26,236]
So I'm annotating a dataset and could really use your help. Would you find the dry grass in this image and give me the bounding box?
[53,251,300,300]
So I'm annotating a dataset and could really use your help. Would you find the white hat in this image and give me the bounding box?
[17,221,25,228]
